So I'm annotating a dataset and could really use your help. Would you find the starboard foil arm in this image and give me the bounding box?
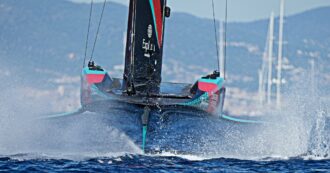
[221,114,268,124]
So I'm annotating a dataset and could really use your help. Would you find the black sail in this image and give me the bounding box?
[123,0,167,95]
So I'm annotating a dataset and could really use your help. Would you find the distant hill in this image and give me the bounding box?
[0,0,329,92]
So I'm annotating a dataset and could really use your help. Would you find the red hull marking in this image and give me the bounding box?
[198,82,218,92]
[86,74,105,84]
[152,0,163,47]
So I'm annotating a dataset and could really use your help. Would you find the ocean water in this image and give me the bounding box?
[0,154,329,172]
[0,105,329,172]
[0,75,329,172]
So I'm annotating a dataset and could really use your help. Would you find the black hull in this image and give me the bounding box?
[80,100,260,154]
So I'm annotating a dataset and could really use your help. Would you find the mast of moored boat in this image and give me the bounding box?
[310,58,316,98]
[276,0,285,109]
[258,12,275,106]
[267,12,275,105]
[219,22,225,79]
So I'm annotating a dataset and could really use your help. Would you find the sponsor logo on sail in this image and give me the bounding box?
[142,24,156,58]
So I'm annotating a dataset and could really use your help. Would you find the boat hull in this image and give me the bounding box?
[78,66,230,152]
[81,67,226,116]
[80,99,240,154]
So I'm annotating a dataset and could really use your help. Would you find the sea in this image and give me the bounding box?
[0,83,329,172]
[0,107,329,172]
[0,154,329,172]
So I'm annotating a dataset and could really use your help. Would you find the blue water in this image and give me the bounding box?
[1,108,329,172]
[1,154,329,172]
[1,88,329,172]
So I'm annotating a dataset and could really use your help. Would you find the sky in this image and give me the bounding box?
[71,0,330,22]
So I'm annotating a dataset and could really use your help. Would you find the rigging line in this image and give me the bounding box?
[224,0,228,80]
[90,0,107,62]
[83,0,94,68]
[211,0,220,71]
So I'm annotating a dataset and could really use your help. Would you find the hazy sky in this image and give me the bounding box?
[71,0,330,21]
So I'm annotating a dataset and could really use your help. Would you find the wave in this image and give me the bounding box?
[0,73,329,162]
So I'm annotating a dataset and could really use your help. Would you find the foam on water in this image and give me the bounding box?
[0,69,329,162]
[150,151,207,161]
[0,86,142,160]
[209,78,330,160]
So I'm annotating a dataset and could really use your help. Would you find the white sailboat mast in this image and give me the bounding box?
[258,69,265,105]
[219,22,225,79]
[310,59,315,98]
[258,12,274,106]
[276,0,285,108]
[267,12,275,105]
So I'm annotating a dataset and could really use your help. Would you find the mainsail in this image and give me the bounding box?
[123,0,169,95]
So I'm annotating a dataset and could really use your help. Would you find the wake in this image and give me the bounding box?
[0,74,329,161]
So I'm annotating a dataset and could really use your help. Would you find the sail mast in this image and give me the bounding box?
[267,12,275,105]
[310,59,316,98]
[258,69,265,105]
[276,0,285,108]
[258,13,274,106]
[219,22,225,79]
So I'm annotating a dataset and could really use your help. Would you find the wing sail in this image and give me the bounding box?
[123,0,168,95]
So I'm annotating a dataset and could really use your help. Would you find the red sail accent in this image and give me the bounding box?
[152,0,163,47]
